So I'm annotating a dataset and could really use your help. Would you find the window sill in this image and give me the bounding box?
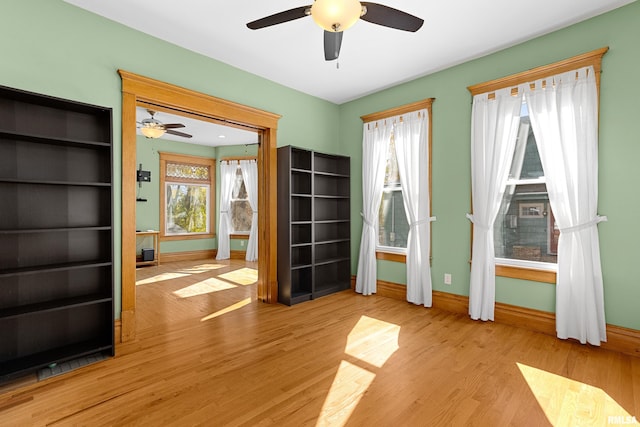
[230,233,250,239]
[496,264,556,284]
[376,251,406,263]
[161,232,216,241]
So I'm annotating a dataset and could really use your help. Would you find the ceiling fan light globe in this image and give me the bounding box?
[141,125,166,139]
[311,0,361,32]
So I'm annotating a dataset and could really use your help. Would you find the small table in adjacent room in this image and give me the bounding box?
[136,230,159,267]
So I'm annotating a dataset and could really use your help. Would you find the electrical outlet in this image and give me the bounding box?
[240,240,245,247]
[444,273,452,285]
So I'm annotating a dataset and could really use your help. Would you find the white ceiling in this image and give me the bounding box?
[66,0,633,105]
[136,107,258,147]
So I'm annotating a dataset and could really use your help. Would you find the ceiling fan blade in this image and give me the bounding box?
[166,129,193,138]
[360,2,424,32]
[247,6,311,30]
[324,31,343,61]
[163,123,186,129]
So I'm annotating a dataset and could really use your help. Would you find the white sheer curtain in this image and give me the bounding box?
[355,120,391,295]
[394,110,435,307]
[467,88,523,321]
[216,161,235,260]
[240,159,258,262]
[525,66,607,345]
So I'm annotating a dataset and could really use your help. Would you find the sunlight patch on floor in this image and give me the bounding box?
[173,278,237,298]
[316,360,376,427]
[218,267,258,286]
[178,263,227,273]
[201,297,252,321]
[517,363,638,426]
[345,316,400,368]
[316,316,401,427]
[136,272,190,286]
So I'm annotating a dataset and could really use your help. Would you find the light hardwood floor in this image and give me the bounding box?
[1,259,639,426]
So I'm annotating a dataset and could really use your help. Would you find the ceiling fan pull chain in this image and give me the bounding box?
[337,61,340,70]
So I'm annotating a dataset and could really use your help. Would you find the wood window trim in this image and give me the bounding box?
[362,98,435,263]
[376,251,407,263]
[230,233,250,240]
[467,47,608,97]
[221,156,257,163]
[159,152,216,241]
[466,47,607,283]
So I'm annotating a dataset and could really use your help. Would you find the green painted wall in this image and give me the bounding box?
[2,0,638,330]
[339,1,640,330]
[135,136,218,253]
[1,0,340,318]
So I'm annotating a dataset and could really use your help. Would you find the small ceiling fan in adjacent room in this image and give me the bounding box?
[138,110,193,139]
[246,0,423,61]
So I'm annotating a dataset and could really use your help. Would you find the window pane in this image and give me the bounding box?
[166,163,209,181]
[384,136,401,186]
[508,115,544,180]
[231,200,253,232]
[494,185,557,263]
[232,167,247,199]
[495,104,557,264]
[378,190,409,249]
[230,167,252,233]
[165,183,209,234]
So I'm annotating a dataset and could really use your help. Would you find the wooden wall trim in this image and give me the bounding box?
[158,249,246,263]
[360,278,640,357]
[376,252,406,263]
[467,47,609,96]
[114,320,122,346]
[361,98,435,122]
[160,250,216,263]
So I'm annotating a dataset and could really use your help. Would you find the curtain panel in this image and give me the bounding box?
[216,161,235,260]
[240,159,258,261]
[525,66,607,345]
[394,109,434,307]
[355,120,391,295]
[467,88,523,321]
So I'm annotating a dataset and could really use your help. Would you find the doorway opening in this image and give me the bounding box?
[119,70,280,342]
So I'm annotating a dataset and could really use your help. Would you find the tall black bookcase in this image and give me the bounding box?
[0,85,114,380]
[277,146,350,305]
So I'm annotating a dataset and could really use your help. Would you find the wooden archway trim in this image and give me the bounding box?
[119,70,280,342]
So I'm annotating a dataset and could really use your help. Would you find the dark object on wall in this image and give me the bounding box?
[277,146,351,305]
[141,248,154,262]
[0,84,114,381]
[137,170,151,183]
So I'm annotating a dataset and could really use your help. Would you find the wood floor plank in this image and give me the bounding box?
[1,259,638,426]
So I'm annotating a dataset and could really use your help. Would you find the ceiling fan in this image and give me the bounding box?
[246,0,423,61]
[138,110,193,139]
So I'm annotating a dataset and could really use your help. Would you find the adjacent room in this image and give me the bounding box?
[1,0,639,425]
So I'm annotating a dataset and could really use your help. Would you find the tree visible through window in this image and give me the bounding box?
[160,153,215,239]
[230,166,253,233]
[494,100,557,266]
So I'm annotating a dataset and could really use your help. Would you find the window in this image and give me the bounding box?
[159,152,215,240]
[230,165,253,234]
[378,135,410,253]
[493,100,557,269]
[467,47,607,283]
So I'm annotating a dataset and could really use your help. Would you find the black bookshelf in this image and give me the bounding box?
[277,146,350,305]
[0,85,114,380]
